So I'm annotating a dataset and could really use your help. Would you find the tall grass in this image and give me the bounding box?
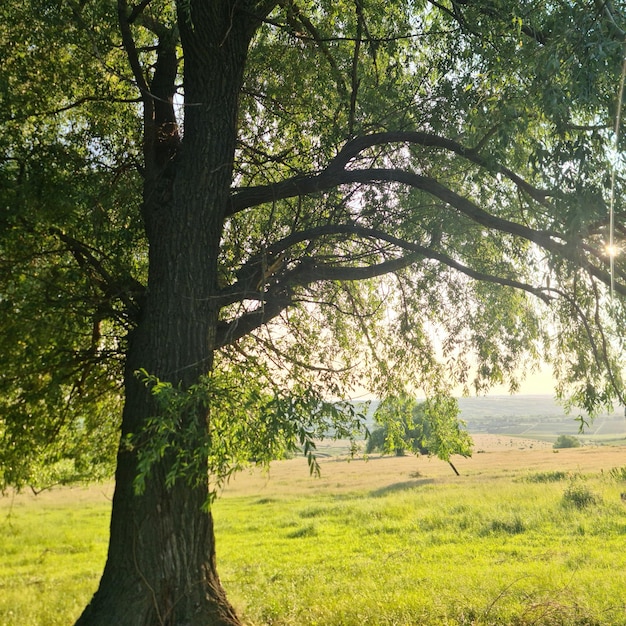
[2,455,626,625]
[0,488,110,625]
[217,471,626,625]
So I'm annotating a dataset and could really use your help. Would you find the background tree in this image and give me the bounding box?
[2,1,626,624]
[553,434,582,449]
[367,394,472,474]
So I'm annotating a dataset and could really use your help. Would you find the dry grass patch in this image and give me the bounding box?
[220,441,626,499]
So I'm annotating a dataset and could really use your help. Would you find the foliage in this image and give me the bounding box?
[365,424,405,456]
[607,466,626,481]
[0,0,143,492]
[553,434,582,449]
[524,471,569,483]
[4,459,626,625]
[127,368,365,499]
[562,479,601,509]
[2,0,626,497]
[368,393,473,462]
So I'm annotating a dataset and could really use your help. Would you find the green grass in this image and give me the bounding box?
[217,476,626,625]
[3,457,626,625]
[0,488,111,625]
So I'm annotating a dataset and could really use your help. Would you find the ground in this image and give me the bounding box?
[216,434,626,499]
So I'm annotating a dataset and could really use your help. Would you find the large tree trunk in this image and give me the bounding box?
[76,4,264,624]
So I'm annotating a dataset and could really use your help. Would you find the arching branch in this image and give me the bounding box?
[216,218,561,347]
[219,222,554,308]
[228,131,625,296]
[229,130,552,215]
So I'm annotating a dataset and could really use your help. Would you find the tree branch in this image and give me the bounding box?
[280,0,348,98]
[117,0,151,101]
[257,14,458,44]
[446,0,549,46]
[7,96,142,123]
[229,130,552,214]
[216,292,293,347]
[228,129,624,296]
[348,0,363,136]
[52,228,145,323]
[127,0,153,24]
[219,221,554,312]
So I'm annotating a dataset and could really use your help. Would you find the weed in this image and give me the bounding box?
[482,515,526,535]
[562,480,601,509]
[524,470,569,483]
[286,523,317,538]
[607,466,626,482]
[255,497,276,504]
[299,505,328,518]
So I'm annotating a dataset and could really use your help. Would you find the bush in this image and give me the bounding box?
[365,425,407,456]
[553,434,581,449]
[562,481,601,509]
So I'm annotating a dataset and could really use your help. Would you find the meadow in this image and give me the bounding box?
[2,438,626,625]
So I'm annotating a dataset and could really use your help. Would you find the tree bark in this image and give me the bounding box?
[76,3,265,624]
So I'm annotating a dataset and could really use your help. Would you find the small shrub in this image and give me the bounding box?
[562,481,601,509]
[553,434,581,449]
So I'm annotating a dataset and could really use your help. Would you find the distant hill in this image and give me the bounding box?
[358,395,626,444]
[458,394,602,420]
[457,395,625,442]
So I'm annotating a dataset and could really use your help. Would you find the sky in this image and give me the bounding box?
[476,367,556,397]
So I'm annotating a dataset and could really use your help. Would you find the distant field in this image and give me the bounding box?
[220,439,626,497]
[457,395,626,445]
[3,443,626,625]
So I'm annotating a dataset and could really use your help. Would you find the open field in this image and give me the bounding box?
[3,441,626,624]
[218,435,626,497]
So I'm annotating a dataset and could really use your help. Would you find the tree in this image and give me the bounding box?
[553,434,582,449]
[2,1,626,623]
[367,394,472,474]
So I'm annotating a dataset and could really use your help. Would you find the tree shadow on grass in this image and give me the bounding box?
[369,478,435,497]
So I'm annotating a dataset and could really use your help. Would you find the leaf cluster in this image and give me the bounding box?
[126,366,366,502]
[367,392,472,462]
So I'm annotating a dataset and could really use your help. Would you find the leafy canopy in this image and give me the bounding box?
[367,394,473,462]
[1,0,626,491]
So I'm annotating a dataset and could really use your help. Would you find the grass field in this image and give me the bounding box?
[2,438,626,625]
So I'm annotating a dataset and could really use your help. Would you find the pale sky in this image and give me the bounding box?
[476,367,556,397]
